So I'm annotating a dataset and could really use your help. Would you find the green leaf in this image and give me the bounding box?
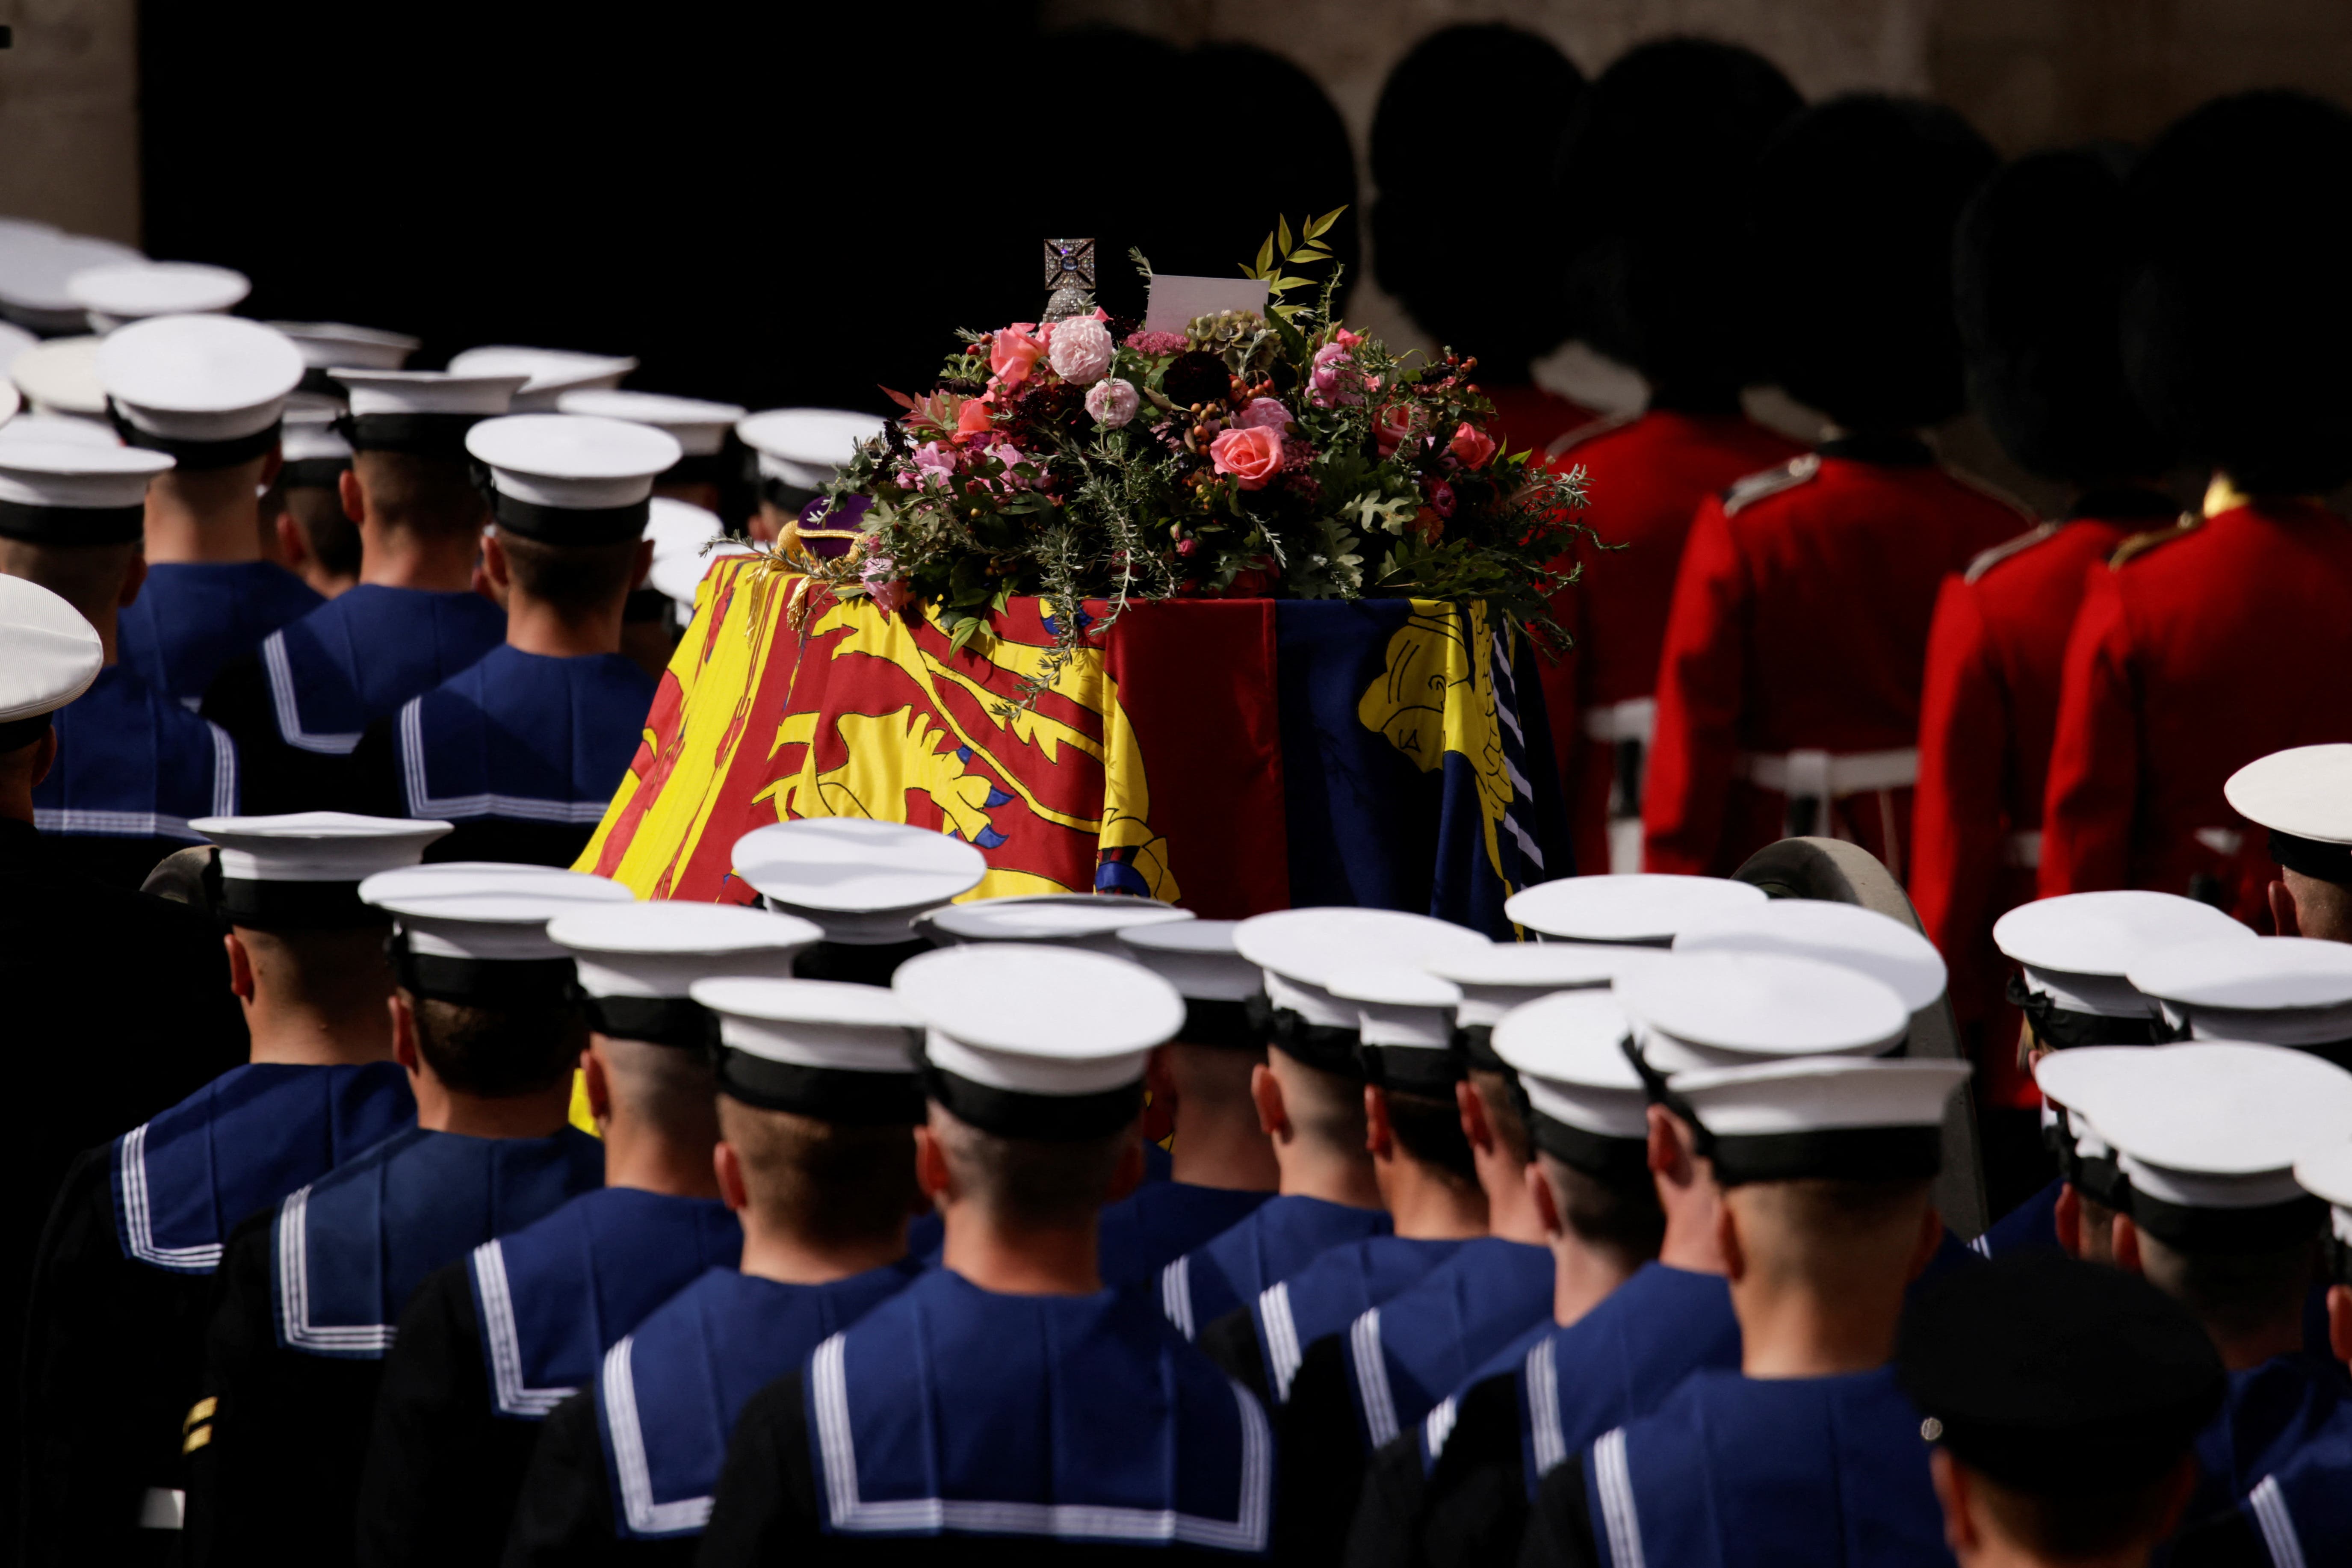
[1306,208,1343,240]
[1277,214,1294,254]
[1253,235,1275,276]
[948,615,984,655]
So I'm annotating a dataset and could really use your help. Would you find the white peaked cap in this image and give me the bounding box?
[1325,963,1460,1051]
[0,440,171,511]
[1666,1056,1971,1137]
[926,894,1194,953]
[1234,907,1490,1029]
[731,818,987,945]
[2291,1142,2352,1247]
[1993,890,2254,1018]
[2086,1042,2352,1212]
[1674,899,1947,1012]
[2031,1044,2149,1168]
[692,975,920,1075]
[1617,951,1910,1073]
[193,811,451,882]
[358,863,632,961]
[96,315,304,442]
[12,336,108,419]
[2126,936,2352,1048]
[1119,918,1259,1002]
[0,321,37,376]
[332,368,528,419]
[895,942,1183,1096]
[465,413,681,511]
[547,900,822,998]
[267,321,420,371]
[2226,744,2352,847]
[279,402,351,467]
[0,414,119,450]
[0,576,101,722]
[559,388,747,458]
[1504,873,1768,947]
[1425,940,1660,1028]
[0,233,143,327]
[736,408,886,489]
[1492,990,1652,1140]
[645,496,751,612]
[69,261,249,330]
[448,345,636,411]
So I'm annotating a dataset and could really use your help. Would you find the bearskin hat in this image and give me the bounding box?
[1371,24,1586,378]
[1954,147,2178,486]
[1747,95,1996,431]
[1554,38,1801,407]
[2123,91,2352,496]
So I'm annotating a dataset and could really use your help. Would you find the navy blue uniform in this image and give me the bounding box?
[502,1259,924,1564]
[2172,1409,2352,1567]
[1971,1175,2062,1258]
[699,1269,1275,1563]
[118,559,321,706]
[1205,1235,1467,1406]
[178,1126,604,1568]
[1100,1181,1271,1287]
[35,661,236,888]
[2189,1353,2352,1524]
[20,1063,412,1566]
[1160,1194,1392,1341]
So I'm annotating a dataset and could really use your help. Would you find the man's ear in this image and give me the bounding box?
[390,991,421,1077]
[713,1141,750,1213]
[224,930,256,1004]
[1363,1084,1395,1160]
[2112,1212,2145,1276]
[258,447,284,490]
[118,552,148,608]
[1714,1192,1747,1284]
[482,530,514,595]
[1927,1450,1978,1557]
[913,1123,953,1203]
[338,467,365,526]
[582,1042,614,1129]
[2055,1182,2085,1260]
[2271,879,2305,939]
[1906,1203,1946,1282]
[1251,1061,1289,1142]
[1524,1159,1563,1240]
[630,537,654,592]
[2328,1283,2352,1367]
[274,512,310,574]
[1456,1079,1494,1155]
[1646,1103,1690,1185]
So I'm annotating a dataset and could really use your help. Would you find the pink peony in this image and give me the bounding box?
[1238,397,1293,432]
[1046,316,1114,384]
[1308,341,1362,409]
[1086,377,1140,428]
[989,323,1047,388]
[1449,422,1497,470]
[1374,402,1415,455]
[1123,330,1188,356]
[1209,425,1285,491]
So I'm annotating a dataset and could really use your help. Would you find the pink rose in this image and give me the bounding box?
[1308,341,1362,409]
[1375,402,1415,455]
[1449,422,1497,470]
[989,324,1046,388]
[912,441,956,480]
[1046,315,1114,384]
[954,397,995,443]
[1238,397,1292,432]
[1209,425,1285,491]
[1085,377,1140,428]
[1336,328,1365,348]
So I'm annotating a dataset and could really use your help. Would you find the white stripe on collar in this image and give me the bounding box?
[1349,1306,1400,1449]
[263,630,365,755]
[1526,1334,1565,1476]
[602,1335,715,1536]
[1260,1280,1303,1403]
[116,1122,226,1272]
[472,1239,581,1417]
[274,1186,397,1355]
[2248,1474,2306,1568]
[1160,1255,1195,1341]
[397,695,618,824]
[1593,1425,1647,1568]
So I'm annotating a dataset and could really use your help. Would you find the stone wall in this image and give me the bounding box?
[0,0,138,241]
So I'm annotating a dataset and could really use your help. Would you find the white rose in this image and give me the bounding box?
[1048,316,1115,385]
[1086,377,1140,428]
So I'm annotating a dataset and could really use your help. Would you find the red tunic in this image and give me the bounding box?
[1482,384,1602,459]
[1909,515,2134,1109]
[2040,499,2352,922]
[1642,448,2031,879]
[1534,411,1807,874]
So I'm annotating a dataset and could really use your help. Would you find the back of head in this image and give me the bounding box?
[718,1095,919,1248]
[1731,1175,1935,1292]
[1538,1149,1666,1259]
[595,1033,719,1140]
[2132,1225,2315,1348]
[239,921,395,1018]
[1371,24,1585,378]
[495,528,641,619]
[1556,38,1802,405]
[1382,1084,1480,1189]
[282,481,362,579]
[1273,1044,1371,1161]
[413,994,586,1098]
[930,1104,1133,1232]
[0,537,137,627]
[2124,90,2352,495]
[354,448,488,539]
[1956,146,2178,487]
[1749,94,1997,431]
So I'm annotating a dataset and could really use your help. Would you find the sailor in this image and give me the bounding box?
[266,320,420,398]
[729,817,986,986]
[270,398,360,597]
[1502,869,1767,946]
[2041,95,2352,918]
[355,901,818,1567]
[98,313,323,704]
[198,368,523,814]
[922,891,1194,951]
[2033,1047,2157,1269]
[1530,40,1808,874]
[0,228,142,337]
[175,863,622,1568]
[1981,890,2252,1258]
[346,412,675,865]
[556,387,748,519]
[1897,1254,2222,1568]
[0,437,235,889]
[1642,96,2022,880]
[2127,935,2352,1067]
[1348,951,1914,1568]
[696,942,1275,1562]
[2224,744,2352,944]
[19,811,442,1563]
[1516,1052,1971,1568]
[445,344,635,413]
[1157,909,1488,1340]
[65,260,249,332]
[0,575,246,1548]
[500,973,929,1562]
[1913,148,2185,1146]
[734,408,884,549]
[9,332,114,432]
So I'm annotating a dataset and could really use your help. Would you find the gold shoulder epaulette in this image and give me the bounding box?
[1963,523,2060,584]
[2108,513,2204,569]
[1542,411,1637,461]
[1721,454,1821,517]
[1943,466,2039,523]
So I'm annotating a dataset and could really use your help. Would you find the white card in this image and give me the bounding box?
[1144,275,1271,334]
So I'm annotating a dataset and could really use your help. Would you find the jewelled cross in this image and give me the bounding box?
[1042,238,1097,323]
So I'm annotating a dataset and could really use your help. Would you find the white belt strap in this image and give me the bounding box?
[1738,747,1919,799]
[1583,697,1656,746]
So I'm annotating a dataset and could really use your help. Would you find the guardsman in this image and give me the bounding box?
[729,817,987,986]
[499,974,929,1563]
[1534,39,1807,874]
[20,812,440,1564]
[355,901,818,1566]
[1899,1255,2220,1568]
[347,413,674,865]
[1913,147,2186,1156]
[0,438,233,889]
[96,314,323,704]
[199,368,523,814]
[697,942,1275,1562]
[2041,95,2352,918]
[1642,96,2021,880]
[177,864,621,1567]
[2226,746,2352,944]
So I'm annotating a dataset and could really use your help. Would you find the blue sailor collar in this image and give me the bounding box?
[263,585,508,754]
[598,1260,924,1539]
[2194,1351,2352,1521]
[119,559,322,705]
[1971,1177,2063,1259]
[1099,1182,1273,1287]
[2237,1414,2352,1567]
[808,1270,1273,1552]
[33,661,235,840]
[392,645,657,824]
[1252,1234,1466,1403]
[467,1187,740,1419]
[270,1125,604,1358]
[1343,1237,1551,1450]
[110,1061,414,1274]
[1159,1193,1391,1341]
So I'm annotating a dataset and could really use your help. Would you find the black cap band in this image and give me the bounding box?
[490,490,650,546]
[338,411,486,459]
[1361,1043,1464,1096]
[110,407,283,471]
[582,994,713,1051]
[792,939,932,988]
[2071,1154,2132,1212]
[1176,998,1259,1050]
[1454,1023,1505,1072]
[278,457,351,490]
[215,874,385,932]
[1528,1111,1652,1183]
[0,714,52,753]
[1246,992,1364,1080]
[391,933,579,1008]
[662,451,734,487]
[718,1050,925,1125]
[0,499,146,545]
[919,1063,1145,1142]
[2269,827,2352,886]
[2006,974,2173,1050]
[2126,1190,2326,1256]
[1706,1125,1945,1187]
